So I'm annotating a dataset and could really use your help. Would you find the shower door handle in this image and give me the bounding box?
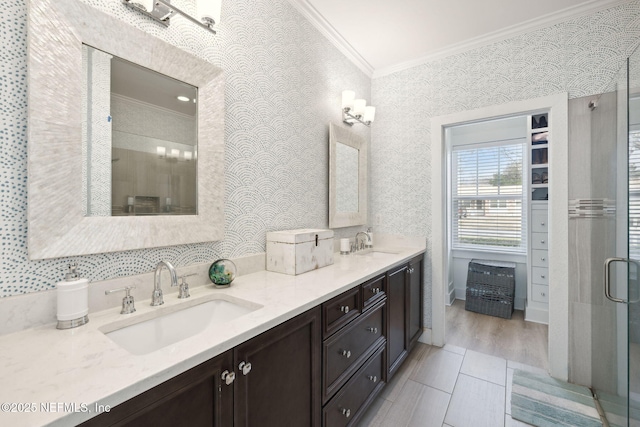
[604,257,640,304]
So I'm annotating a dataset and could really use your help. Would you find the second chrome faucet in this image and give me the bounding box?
[151,260,178,306]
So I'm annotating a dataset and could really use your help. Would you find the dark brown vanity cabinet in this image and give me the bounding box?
[79,253,424,427]
[322,275,387,426]
[80,307,321,427]
[387,254,424,380]
[78,350,234,427]
[408,255,424,349]
[234,306,322,427]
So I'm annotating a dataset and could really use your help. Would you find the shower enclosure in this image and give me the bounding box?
[587,43,640,426]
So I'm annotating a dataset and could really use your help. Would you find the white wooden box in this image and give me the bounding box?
[266,228,334,275]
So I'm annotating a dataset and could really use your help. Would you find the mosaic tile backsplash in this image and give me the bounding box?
[1,0,370,296]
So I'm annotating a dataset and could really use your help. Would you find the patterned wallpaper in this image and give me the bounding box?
[371,1,640,328]
[0,0,370,296]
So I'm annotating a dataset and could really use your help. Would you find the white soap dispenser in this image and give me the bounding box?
[56,263,90,330]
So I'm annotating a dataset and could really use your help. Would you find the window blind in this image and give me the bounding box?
[451,141,526,252]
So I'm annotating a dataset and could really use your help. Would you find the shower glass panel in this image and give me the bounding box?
[595,44,640,427]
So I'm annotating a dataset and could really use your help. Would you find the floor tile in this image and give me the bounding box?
[460,349,507,386]
[444,374,506,427]
[380,343,430,402]
[376,380,450,427]
[506,368,514,415]
[410,347,464,393]
[355,396,393,427]
[443,343,466,356]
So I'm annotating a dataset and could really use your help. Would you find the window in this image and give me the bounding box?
[451,140,527,252]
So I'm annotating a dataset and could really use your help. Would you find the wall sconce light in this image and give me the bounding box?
[122,0,221,34]
[170,148,180,159]
[157,146,166,159]
[184,151,193,161]
[342,90,375,127]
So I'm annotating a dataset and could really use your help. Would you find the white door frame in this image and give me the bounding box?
[430,93,570,380]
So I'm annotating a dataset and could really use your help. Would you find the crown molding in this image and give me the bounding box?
[286,0,374,77]
[289,0,632,80]
[372,0,632,78]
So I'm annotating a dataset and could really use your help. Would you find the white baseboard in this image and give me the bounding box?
[525,304,549,324]
[418,328,432,345]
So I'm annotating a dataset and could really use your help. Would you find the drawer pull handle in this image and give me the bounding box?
[541,292,546,297]
[342,408,351,418]
[541,240,545,244]
[371,287,380,294]
[341,350,352,358]
[541,257,546,261]
[340,305,350,313]
[368,375,378,383]
[367,327,378,334]
[238,361,252,375]
[221,370,235,385]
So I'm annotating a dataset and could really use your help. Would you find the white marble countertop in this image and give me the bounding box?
[0,245,424,426]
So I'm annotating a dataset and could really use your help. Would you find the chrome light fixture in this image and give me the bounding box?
[342,90,375,127]
[122,0,221,34]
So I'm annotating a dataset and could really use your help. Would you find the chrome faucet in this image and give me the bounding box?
[151,260,178,306]
[355,232,371,251]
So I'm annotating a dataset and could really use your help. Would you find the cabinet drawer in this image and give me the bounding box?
[323,300,385,403]
[531,211,548,233]
[531,232,548,250]
[362,274,385,310]
[323,287,361,337]
[323,344,385,427]
[532,284,549,303]
[531,266,548,285]
[531,249,549,267]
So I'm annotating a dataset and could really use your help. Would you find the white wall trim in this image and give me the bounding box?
[418,328,432,345]
[285,0,374,77]
[431,92,569,379]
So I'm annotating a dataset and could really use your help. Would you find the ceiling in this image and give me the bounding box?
[292,0,625,76]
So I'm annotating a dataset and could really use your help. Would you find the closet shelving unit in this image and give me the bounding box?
[527,113,550,324]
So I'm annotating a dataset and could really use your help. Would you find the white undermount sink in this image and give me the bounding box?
[102,297,261,355]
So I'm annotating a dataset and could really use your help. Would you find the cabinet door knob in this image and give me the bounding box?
[341,408,351,418]
[238,361,252,375]
[221,370,235,385]
[367,327,378,334]
[368,375,378,383]
[371,287,380,294]
[541,240,545,244]
[541,292,546,297]
[541,222,546,226]
[541,257,546,261]
[341,350,352,358]
[541,275,546,279]
[340,305,350,313]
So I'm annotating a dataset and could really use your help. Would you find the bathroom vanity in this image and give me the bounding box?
[0,247,424,427]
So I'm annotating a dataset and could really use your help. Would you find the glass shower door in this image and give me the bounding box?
[600,45,640,427]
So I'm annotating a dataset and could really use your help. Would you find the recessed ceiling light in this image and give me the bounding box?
[177,95,190,102]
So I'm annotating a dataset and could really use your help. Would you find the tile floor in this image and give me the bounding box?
[356,343,549,427]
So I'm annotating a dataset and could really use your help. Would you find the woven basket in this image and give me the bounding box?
[464,260,515,319]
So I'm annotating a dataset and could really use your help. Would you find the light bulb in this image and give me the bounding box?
[363,106,376,123]
[342,90,355,110]
[353,99,366,116]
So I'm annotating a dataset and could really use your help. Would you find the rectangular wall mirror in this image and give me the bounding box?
[83,45,198,217]
[27,0,225,259]
[329,123,368,228]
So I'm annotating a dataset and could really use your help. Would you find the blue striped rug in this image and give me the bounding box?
[511,369,603,426]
